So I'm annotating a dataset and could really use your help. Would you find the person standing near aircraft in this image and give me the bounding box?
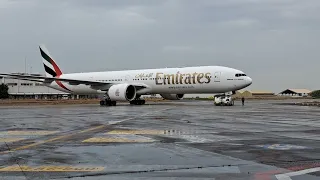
[242,97,245,106]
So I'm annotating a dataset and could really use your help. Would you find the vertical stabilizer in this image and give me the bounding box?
[39,44,63,77]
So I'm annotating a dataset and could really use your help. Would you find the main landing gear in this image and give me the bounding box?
[100,99,116,106]
[129,95,145,105]
[99,95,145,106]
[99,95,116,106]
[129,99,145,105]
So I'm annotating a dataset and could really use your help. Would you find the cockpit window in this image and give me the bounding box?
[235,73,246,77]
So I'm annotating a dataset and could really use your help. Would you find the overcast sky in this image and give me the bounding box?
[0,0,319,92]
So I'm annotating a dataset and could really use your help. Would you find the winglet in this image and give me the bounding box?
[39,44,63,77]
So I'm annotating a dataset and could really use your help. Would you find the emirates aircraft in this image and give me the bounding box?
[1,45,252,106]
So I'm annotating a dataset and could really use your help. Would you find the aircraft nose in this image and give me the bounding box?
[246,77,252,85]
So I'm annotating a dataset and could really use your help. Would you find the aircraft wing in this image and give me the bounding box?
[0,73,148,90]
[2,76,45,83]
[0,73,105,86]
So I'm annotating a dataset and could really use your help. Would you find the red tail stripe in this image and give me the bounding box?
[56,80,71,92]
[50,59,62,76]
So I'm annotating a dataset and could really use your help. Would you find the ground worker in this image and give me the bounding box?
[241,97,245,106]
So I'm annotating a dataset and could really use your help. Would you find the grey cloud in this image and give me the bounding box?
[0,0,319,92]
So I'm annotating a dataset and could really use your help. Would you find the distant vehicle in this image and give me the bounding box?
[214,94,234,106]
[1,45,252,106]
[61,95,69,100]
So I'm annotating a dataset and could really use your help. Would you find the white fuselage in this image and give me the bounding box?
[45,66,252,95]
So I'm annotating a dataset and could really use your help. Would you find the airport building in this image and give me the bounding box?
[240,90,275,98]
[232,90,275,98]
[278,89,311,97]
[0,74,71,99]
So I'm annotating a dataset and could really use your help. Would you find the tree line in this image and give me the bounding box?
[0,84,9,99]
[310,90,320,98]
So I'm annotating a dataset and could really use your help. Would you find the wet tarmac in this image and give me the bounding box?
[0,100,319,180]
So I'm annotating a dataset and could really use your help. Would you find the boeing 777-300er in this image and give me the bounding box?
[1,45,252,106]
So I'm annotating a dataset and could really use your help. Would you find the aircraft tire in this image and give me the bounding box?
[130,100,145,105]
[104,100,116,106]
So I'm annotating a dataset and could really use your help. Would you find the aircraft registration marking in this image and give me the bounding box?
[0,165,104,172]
[0,131,60,135]
[82,137,155,143]
[0,138,25,142]
[106,129,165,135]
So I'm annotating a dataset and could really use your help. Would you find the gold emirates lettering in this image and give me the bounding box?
[156,72,211,85]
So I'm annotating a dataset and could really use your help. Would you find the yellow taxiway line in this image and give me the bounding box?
[0,107,173,154]
[0,138,25,143]
[82,137,155,143]
[0,125,106,154]
[106,129,165,135]
[0,131,60,136]
[0,165,104,172]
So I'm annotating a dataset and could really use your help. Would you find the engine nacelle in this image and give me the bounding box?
[108,84,136,101]
[160,94,184,100]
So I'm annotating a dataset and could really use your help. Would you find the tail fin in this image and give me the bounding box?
[39,44,63,77]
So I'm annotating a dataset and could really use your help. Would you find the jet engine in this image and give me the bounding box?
[160,94,184,100]
[108,84,136,101]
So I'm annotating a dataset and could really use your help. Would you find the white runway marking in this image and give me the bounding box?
[275,167,320,180]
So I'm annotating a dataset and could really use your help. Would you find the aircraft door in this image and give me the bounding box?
[124,75,131,82]
[214,72,221,82]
